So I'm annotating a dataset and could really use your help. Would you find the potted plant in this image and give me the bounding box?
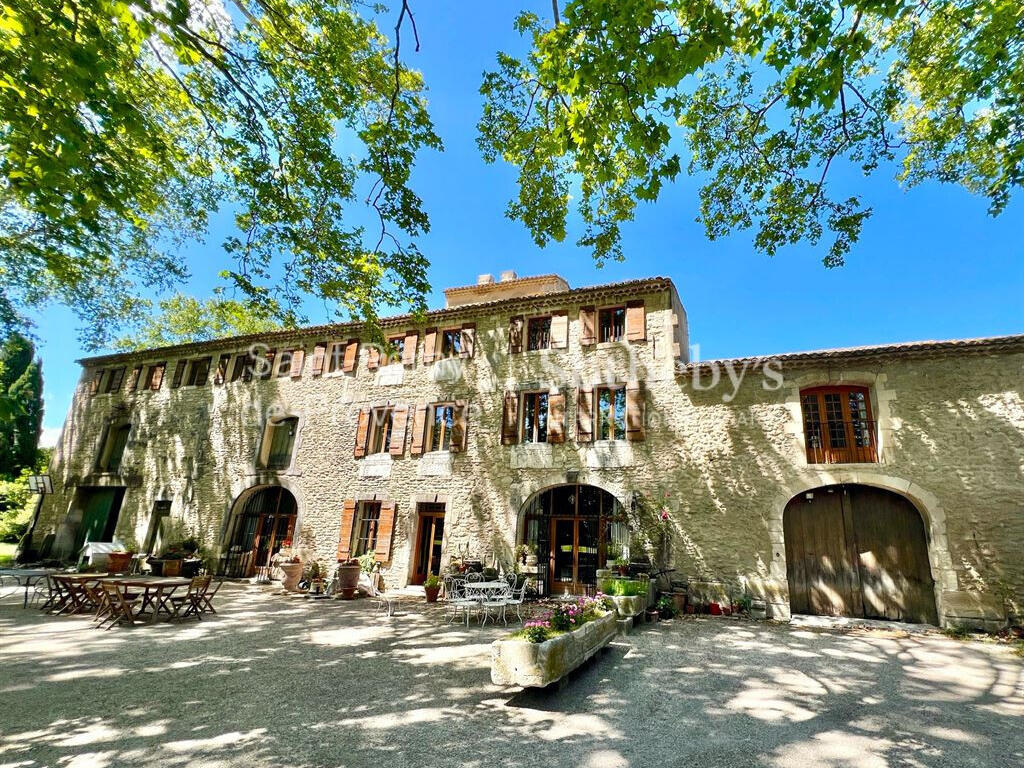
[304,561,327,595]
[273,541,302,591]
[335,558,362,599]
[614,556,629,577]
[656,594,675,620]
[482,566,499,582]
[424,574,442,602]
[158,545,186,577]
[106,549,133,573]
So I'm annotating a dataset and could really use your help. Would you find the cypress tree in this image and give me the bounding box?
[0,332,43,478]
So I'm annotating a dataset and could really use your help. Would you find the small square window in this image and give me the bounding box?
[598,307,625,343]
[527,317,552,351]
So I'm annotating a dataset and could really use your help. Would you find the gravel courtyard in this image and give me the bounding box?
[1,584,1021,768]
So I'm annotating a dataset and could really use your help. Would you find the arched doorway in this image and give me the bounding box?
[784,484,937,624]
[520,484,627,596]
[220,486,298,578]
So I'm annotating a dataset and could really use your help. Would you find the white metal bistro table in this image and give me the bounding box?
[464,581,510,625]
[0,568,57,609]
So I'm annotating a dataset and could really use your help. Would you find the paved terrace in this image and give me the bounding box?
[1,584,1021,768]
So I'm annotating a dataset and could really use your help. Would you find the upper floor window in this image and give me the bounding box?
[527,317,552,351]
[105,367,126,394]
[97,423,131,473]
[275,351,293,378]
[144,363,166,391]
[368,407,395,455]
[598,307,625,343]
[387,336,405,364]
[596,385,626,440]
[258,416,299,470]
[521,392,549,443]
[440,329,462,358]
[800,386,877,464]
[230,353,248,382]
[429,404,455,451]
[187,357,211,386]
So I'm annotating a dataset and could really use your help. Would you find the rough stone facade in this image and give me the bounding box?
[35,275,1024,629]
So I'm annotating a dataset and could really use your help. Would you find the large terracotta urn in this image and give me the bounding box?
[278,561,303,592]
[335,561,362,599]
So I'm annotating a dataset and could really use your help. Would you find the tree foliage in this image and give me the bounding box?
[479,0,1024,266]
[113,292,282,351]
[0,332,43,478]
[0,0,440,348]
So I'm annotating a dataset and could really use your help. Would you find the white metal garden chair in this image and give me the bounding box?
[503,579,530,623]
[479,582,512,626]
[445,577,479,626]
[370,569,396,617]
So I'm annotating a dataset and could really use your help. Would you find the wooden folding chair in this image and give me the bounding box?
[169,576,211,621]
[196,578,223,615]
[99,582,141,629]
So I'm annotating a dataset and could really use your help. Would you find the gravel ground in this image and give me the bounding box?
[1,583,1022,768]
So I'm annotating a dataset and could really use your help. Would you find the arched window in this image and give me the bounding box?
[800,386,877,464]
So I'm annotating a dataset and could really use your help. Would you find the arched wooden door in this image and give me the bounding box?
[220,486,297,577]
[784,485,937,625]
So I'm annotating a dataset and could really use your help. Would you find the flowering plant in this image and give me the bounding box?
[522,619,551,643]
[273,539,300,564]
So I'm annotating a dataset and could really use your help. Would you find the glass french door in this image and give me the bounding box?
[549,516,600,595]
[412,504,445,584]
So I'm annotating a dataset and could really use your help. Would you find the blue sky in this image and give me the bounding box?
[32,1,1024,442]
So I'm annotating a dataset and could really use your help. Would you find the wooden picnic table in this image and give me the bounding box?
[99,576,192,624]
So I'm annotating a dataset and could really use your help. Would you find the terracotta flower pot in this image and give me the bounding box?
[709,602,722,616]
[335,563,361,599]
[424,585,441,603]
[278,561,303,591]
[162,559,182,577]
[106,552,133,573]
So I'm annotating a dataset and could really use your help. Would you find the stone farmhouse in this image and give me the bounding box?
[33,272,1024,629]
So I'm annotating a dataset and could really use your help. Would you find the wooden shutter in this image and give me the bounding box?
[260,349,276,380]
[311,343,327,376]
[290,348,305,378]
[170,360,187,389]
[389,405,409,456]
[501,391,519,445]
[450,400,468,453]
[579,306,596,346]
[337,500,357,561]
[150,363,166,391]
[410,404,428,455]
[423,328,437,363]
[626,381,646,441]
[508,316,524,354]
[374,501,397,562]
[215,354,230,385]
[550,311,569,349]
[343,339,359,372]
[367,345,381,371]
[127,366,142,391]
[402,331,418,366]
[354,408,370,458]
[626,300,646,341]
[89,370,104,394]
[460,323,476,358]
[548,391,566,443]
[242,353,256,382]
[576,386,594,443]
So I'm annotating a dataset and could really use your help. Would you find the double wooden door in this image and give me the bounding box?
[412,504,445,585]
[784,485,937,625]
[549,516,600,596]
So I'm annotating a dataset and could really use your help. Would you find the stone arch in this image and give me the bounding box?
[511,474,631,545]
[218,483,301,577]
[766,470,954,623]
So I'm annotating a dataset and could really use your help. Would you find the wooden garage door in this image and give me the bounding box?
[784,485,938,625]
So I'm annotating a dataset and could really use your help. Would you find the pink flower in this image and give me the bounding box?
[660,510,669,521]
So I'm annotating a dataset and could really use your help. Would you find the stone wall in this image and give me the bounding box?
[36,280,1024,628]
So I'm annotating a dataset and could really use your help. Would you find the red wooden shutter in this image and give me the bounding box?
[354,408,370,458]
[374,501,397,562]
[450,400,468,453]
[460,323,476,358]
[423,328,437,363]
[367,345,381,371]
[508,316,524,354]
[579,306,596,346]
[410,404,428,455]
[290,349,305,379]
[626,300,646,341]
[403,331,418,366]
[337,500,357,561]
[343,339,360,372]
[389,405,409,456]
[127,366,142,391]
[215,354,230,385]
[501,391,519,445]
[311,343,327,376]
[170,360,187,389]
[626,381,646,441]
[548,391,566,443]
[576,387,594,442]
[150,363,166,390]
[260,349,276,380]
[550,311,569,349]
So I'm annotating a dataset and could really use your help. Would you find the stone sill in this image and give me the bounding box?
[417,451,452,477]
[510,442,554,469]
[583,440,633,468]
[358,453,393,478]
[490,611,618,688]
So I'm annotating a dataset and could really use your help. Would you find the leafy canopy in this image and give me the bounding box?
[479,0,1024,266]
[0,0,440,348]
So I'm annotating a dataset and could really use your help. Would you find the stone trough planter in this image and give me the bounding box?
[609,594,647,620]
[490,612,618,688]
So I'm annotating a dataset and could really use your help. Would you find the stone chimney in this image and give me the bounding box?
[444,272,570,308]
[477,274,495,285]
